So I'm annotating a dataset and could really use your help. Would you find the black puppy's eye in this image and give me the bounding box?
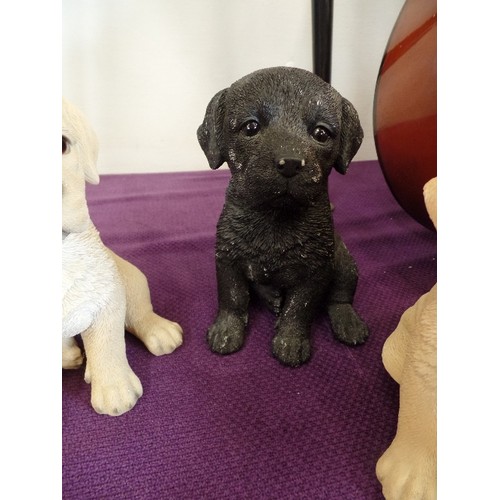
[62,136,71,154]
[311,125,332,143]
[241,120,260,137]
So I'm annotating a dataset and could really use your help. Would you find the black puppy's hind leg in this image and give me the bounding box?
[327,233,369,345]
[251,283,282,315]
[208,260,249,355]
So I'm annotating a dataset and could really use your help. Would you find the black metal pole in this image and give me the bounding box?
[312,0,334,84]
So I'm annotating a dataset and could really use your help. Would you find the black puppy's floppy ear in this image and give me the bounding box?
[197,88,227,170]
[334,97,364,175]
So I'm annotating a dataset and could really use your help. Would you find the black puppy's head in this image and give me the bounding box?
[197,67,363,209]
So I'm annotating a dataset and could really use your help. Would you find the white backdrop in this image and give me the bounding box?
[63,0,405,173]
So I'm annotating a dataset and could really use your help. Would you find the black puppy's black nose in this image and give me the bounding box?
[276,157,305,178]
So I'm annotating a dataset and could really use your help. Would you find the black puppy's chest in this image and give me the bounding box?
[216,205,336,289]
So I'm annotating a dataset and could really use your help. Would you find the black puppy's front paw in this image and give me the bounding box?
[272,332,311,367]
[207,312,246,355]
[328,303,369,345]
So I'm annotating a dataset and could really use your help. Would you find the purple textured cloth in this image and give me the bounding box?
[62,160,436,499]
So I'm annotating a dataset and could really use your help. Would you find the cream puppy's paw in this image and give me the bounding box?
[376,439,436,500]
[87,367,143,416]
[62,337,84,369]
[134,314,183,356]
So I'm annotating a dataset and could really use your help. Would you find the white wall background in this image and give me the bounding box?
[63,0,405,174]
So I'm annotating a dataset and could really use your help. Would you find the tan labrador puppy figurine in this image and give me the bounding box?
[62,98,183,416]
[376,177,437,499]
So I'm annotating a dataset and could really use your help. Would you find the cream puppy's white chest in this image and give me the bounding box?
[62,226,123,338]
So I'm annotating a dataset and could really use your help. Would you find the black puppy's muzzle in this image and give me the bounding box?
[276,157,306,178]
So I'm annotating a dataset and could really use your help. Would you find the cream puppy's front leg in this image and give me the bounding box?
[376,285,437,500]
[82,297,143,416]
[110,251,183,355]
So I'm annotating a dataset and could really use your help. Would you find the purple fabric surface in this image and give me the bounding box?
[62,160,436,499]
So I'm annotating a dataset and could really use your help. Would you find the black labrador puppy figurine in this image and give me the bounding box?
[197,66,369,367]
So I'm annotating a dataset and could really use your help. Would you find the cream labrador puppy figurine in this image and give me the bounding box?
[62,98,183,416]
[376,177,437,499]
